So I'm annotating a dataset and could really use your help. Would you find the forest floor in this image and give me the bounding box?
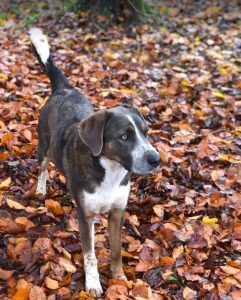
[0,1,241,299]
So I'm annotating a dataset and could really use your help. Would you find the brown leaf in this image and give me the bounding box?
[197,139,212,159]
[172,245,184,260]
[45,199,64,215]
[22,129,32,142]
[232,222,241,240]
[157,143,170,163]
[230,290,241,300]
[0,268,14,280]
[183,287,197,300]
[59,257,77,273]
[0,214,25,234]
[6,199,36,213]
[1,132,14,145]
[59,273,72,287]
[132,282,148,298]
[33,238,55,260]
[121,250,136,258]
[210,169,225,181]
[0,177,11,189]
[7,199,25,210]
[16,279,29,290]
[12,288,30,300]
[159,256,174,267]
[174,230,193,242]
[234,271,241,283]
[136,260,152,272]
[29,286,47,300]
[15,217,34,229]
[106,283,128,300]
[153,205,164,220]
[128,239,141,252]
[45,277,59,290]
[185,273,204,282]
[220,265,240,275]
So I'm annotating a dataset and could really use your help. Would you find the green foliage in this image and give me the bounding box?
[167,275,178,282]
[74,0,155,20]
[0,12,6,21]
[1,0,160,26]
[1,1,61,26]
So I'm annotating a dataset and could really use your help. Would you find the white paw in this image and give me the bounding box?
[86,277,103,297]
[36,182,46,195]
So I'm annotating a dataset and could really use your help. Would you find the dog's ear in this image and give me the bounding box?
[129,107,147,123]
[130,107,144,119]
[78,109,107,156]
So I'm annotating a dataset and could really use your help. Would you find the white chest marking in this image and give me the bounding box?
[83,157,130,214]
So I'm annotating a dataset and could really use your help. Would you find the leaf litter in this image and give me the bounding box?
[0,0,241,299]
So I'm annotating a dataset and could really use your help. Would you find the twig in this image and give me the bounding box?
[127,0,150,16]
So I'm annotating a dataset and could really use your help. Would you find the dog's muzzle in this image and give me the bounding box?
[131,144,161,175]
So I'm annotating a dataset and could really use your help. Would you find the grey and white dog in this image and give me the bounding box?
[30,28,160,297]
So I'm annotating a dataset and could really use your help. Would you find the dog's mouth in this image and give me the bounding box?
[132,164,160,175]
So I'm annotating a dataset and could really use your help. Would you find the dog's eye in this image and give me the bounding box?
[120,134,128,141]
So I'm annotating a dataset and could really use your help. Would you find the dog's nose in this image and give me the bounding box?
[146,151,160,168]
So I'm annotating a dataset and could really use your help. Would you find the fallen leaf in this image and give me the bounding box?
[45,277,59,290]
[172,245,184,260]
[59,257,77,273]
[12,288,30,300]
[153,205,164,220]
[15,217,34,229]
[29,285,47,300]
[202,216,218,225]
[159,256,174,267]
[7,199,25,210]
[45,199,64,215]
[7,199,36,213]
[132,282,148,298]
[1,132,14,144]
[183,286,197,299]
[0,177,11,189]
[0,268,14,280]
[220,265,240,275]
[230,290,241,300]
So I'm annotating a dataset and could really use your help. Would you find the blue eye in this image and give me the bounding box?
[121,134,128,141]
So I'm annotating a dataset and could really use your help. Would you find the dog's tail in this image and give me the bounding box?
[29,28,72,92]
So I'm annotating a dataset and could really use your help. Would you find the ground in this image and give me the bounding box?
[0,1,241,299]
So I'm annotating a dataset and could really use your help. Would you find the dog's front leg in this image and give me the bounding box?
[76,205,103,297]
[108,208,127,280]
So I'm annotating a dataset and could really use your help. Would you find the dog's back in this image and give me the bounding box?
[30,28,95,174]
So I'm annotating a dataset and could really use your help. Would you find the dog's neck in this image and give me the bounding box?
[99,156,128,187]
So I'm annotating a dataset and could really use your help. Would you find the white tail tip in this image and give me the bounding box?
[29,27,50,65]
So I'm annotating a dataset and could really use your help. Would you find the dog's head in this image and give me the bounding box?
[78,107,160,174]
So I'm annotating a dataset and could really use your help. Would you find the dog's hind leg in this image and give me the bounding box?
[36,154,49,195]
[36,118,50,195]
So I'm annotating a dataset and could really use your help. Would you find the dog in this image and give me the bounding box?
[29,28,160,297]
